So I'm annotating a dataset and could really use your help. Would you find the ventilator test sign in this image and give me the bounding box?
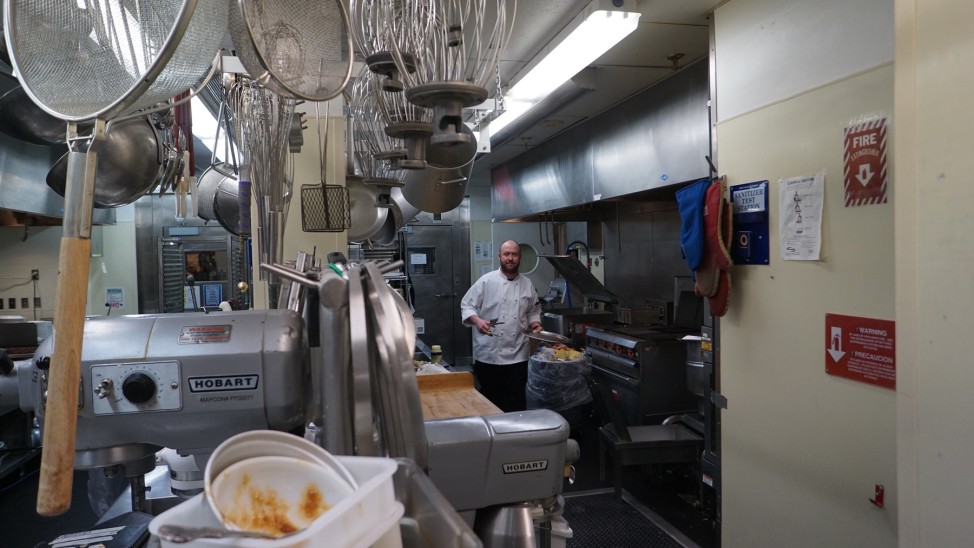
[825,314,895,389]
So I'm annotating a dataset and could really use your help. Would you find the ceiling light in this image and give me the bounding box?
[487,1,641,142]
[489,68,596,148]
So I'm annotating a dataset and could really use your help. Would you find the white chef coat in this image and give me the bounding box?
[461,269,542,364]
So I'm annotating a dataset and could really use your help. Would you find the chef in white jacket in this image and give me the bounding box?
[461,240,543,411]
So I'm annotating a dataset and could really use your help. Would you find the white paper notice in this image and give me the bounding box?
[779,171,824,261]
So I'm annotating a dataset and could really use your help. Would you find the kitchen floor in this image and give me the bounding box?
[561,408,718,548]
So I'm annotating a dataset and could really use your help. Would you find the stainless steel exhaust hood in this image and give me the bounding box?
[491,60,709,221]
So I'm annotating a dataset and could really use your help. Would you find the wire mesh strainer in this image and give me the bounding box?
[6,0,229,122]
[229,0,354,101]
[301,184,350,232]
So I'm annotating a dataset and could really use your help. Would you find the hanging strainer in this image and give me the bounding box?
[4,0,229,517]
[229,0,354,101]
[6,1,229,122]
[301,184,351,232]
[301,97,351,233]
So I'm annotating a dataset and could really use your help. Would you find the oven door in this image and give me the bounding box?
[589,359,643,426]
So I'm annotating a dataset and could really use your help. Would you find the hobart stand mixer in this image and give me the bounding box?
[16,309,308,514]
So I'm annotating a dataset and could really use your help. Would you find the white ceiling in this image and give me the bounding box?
[468,0,722,187]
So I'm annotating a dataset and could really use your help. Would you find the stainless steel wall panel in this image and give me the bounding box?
[491,143,593,221]
[602,203,692,307]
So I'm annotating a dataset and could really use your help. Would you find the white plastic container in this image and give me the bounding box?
[149,455,403,548]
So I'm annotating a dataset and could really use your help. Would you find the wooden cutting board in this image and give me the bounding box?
[416,371,502,420]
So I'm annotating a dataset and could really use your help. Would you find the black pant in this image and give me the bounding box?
[473,360,528,412]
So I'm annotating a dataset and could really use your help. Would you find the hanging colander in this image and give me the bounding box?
[229,0,354,101]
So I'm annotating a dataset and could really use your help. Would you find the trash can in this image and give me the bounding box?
[525,352,592,432]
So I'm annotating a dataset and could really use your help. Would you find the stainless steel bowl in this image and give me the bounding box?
[347,175,388,242]
[401,125,477,214]
[46,117,162,208]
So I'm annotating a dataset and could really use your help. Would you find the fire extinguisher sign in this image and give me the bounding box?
[843,116,888,207]
[825,314,895,389]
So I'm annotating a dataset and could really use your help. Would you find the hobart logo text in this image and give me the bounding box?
[502,460,548,474]
[188,374,259,393]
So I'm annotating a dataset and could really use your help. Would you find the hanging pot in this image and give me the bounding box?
[347,175,388,242]
[401,124,477,214]
[46,117,162,208]
[369,196,404,246]
[390,186,420,224]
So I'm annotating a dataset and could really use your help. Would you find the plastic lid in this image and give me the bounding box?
[431,345,442,353]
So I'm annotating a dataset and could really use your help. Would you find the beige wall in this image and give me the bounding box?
[0,206,138,320]
[86,214,139,317]
[718,66,896,547]
[895,1,974,544]
[716,1,896,545]
[0,225,61,320]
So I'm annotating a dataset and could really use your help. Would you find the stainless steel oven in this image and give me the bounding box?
[585,326,697,425]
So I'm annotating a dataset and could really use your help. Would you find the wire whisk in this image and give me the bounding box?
[228,78,297,285]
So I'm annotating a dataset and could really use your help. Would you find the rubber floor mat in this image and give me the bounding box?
[564,491,684,548]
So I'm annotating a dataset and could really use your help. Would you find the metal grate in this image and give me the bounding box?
[301,184,350,232]
[160,238,186,313]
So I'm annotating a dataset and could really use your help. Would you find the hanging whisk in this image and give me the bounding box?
[227,78,297,287]
[388,0,516,145]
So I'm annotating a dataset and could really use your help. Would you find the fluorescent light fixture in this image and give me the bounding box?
[490,68,596,147]
[488,2,640,141]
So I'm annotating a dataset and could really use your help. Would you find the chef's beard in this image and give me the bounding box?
[500,262,519,277]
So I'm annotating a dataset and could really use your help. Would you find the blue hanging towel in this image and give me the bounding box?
[676,178,710,273]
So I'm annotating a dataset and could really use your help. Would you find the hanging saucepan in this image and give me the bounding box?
[391,186,420,224]
[347,175,388,242]
[369,194,404,245]
[46,116,162,208]
[401,124,477,214]
[0,86,92,145]
[368,186,421,245]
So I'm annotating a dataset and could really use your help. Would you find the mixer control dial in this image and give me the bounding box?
[121,372,157,404]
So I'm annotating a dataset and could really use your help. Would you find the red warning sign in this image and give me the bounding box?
[825,314,895,389]
[843,117,888,207]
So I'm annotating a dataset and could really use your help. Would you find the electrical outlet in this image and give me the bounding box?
[21,297,29,309]
[8,298,16,309]
[31,269,39,280]
[34,297,41,308]
[0,299,4,309]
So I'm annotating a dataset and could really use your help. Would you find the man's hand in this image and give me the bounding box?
[471,315,492,335]
[529,321,543,333]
